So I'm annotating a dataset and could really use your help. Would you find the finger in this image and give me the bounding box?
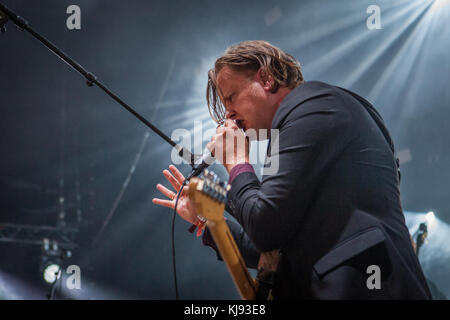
[217,125,236,134]
[152,198,174,209]
[216,126,226,134]
[157,183,176,200]
[168,165,186,184]
[181,185,190,195]
[163,169,181,191]
[206,141,215,156]
[211,131,225,143]
[225,119,239,129]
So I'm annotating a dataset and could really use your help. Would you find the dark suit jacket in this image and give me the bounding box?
[207,81,432,299]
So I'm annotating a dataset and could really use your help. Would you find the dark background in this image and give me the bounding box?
[0,0,449,299]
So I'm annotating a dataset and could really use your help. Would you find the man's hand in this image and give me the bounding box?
[152,165,198,225]
[207,119,250,173]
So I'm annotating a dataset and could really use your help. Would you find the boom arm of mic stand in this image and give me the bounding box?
[0,6,9,32]
[0,2,200,169]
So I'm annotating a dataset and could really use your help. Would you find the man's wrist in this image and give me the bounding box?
[188,216,207,237]
[228,162,255,184]
[225,158,250,173]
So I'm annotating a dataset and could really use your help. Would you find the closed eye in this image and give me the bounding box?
[224,92,235,103]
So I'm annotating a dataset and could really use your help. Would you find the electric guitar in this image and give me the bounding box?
[188,170,258,300]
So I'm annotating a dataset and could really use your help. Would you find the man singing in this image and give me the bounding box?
[152,40,432,299]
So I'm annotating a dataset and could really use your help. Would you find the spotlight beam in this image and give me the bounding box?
[344,1,433,89]
[92,52,177,246]
[367,1,434,103]
[281,0,413,52]
[304,0,429,75]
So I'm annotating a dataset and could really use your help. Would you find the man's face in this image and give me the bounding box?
[216,66,273,138]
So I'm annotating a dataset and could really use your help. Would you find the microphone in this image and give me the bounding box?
[187,120,243,179]
[415,223,428,245]
[187,150,215,179]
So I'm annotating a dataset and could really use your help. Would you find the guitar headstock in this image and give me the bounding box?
[188,170,231,222]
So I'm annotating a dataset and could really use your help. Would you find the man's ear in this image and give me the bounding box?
[255,68,273,92]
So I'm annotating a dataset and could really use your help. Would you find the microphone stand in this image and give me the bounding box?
[1,3,214,299]
[0,2,206,177]
[47,269,62,300]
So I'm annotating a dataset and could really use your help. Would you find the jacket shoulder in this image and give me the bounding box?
[272,81,352,129]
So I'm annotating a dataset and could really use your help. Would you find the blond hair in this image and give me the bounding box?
[206,40,304,124]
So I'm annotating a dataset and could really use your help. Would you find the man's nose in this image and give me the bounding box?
[225,110,236,120]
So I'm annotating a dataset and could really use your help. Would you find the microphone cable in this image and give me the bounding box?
[172,178,189,300]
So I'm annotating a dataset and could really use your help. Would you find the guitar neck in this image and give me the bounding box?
[187,174,258,300]
[206,219,257,300]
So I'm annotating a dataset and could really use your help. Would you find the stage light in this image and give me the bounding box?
[433,0,450,5]
[43,263,61,284]
[426,211,436,227]
[431,0,450,12]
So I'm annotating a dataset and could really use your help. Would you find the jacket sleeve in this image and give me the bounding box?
[202,218,261,269]
[227,96,355,252]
